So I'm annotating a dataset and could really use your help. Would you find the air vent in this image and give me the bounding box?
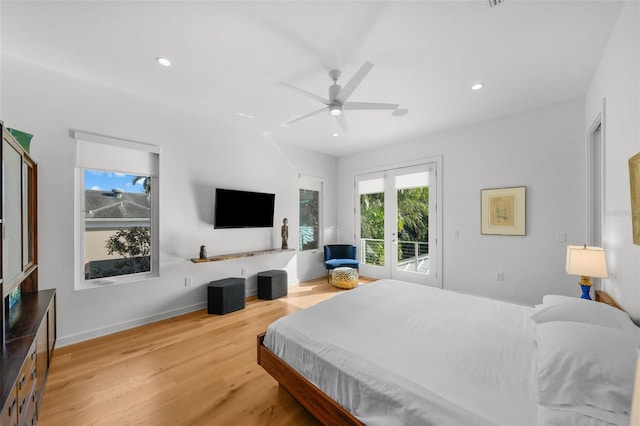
[489,0,504,7]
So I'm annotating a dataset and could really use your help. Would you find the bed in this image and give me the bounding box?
[257,279,640,425]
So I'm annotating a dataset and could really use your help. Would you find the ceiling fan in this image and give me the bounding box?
[280,61,405,133]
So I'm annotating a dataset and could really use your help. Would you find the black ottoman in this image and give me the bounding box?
[257,270,288,300]
[208,277,245,315]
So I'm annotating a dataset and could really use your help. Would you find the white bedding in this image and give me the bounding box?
[264,279,539,425]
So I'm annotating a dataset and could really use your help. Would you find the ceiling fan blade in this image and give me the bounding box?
[279,82,330,105]
[336,114,348,133]
[335,61,374,104]
[285,107,329,125]
[343,102,399,111]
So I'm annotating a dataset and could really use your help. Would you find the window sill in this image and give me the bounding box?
[75,271,159,290]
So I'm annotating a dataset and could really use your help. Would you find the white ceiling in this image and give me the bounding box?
[0,1,624,157]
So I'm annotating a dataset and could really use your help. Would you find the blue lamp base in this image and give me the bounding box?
[580,284,592,300]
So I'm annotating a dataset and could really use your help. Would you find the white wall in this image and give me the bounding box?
[0,56,337,346]
[586,1,640,321]
[4,1,637,345]
[338,97,587,306]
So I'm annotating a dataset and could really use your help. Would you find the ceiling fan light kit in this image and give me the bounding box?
[329,105,342,116]
[281,61,405,133]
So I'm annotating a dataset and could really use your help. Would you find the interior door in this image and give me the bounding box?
[356,163,437,286]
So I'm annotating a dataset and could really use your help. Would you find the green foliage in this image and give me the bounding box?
[360,188,429,241]
[105,226,150,258]
[360,187,429,265]
[360,193,385,265]
[132,176,151,194]
[397,187,429,242]
[360,193,385,239]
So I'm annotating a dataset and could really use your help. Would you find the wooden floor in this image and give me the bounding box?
[38,276,376,425]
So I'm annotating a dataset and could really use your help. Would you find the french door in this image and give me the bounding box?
[355,162,439,286]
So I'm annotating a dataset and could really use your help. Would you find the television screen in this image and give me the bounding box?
[214,188,275,229]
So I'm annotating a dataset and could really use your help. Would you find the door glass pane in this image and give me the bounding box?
[396,172,429,274]
[359,178,385,267]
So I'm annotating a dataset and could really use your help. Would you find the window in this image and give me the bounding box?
[74,132,159,288]
[299,177,322,251]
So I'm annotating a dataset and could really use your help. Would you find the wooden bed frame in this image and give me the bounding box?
[257,333,364,425]
[257,290,625,425]
[595,289,625,311]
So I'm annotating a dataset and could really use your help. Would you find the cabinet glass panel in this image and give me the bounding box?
[3,139,22,285]
[22,160,35,269]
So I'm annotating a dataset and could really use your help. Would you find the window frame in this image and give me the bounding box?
[74,132,159,290]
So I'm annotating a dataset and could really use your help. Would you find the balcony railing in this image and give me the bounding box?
[360,238,429,272]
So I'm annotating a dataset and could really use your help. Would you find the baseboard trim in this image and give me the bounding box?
[56,301,207,347]
[57,279,303,348]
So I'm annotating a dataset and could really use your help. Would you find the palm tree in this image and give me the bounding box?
[132,176,151,194]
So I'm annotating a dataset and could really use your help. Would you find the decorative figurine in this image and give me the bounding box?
[199,245,207,259]
[281,218,288,250]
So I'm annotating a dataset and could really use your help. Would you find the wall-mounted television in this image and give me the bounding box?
[214,188,275,229]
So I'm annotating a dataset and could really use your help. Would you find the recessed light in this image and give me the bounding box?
[471,82,484,91]
[156,57,171,67]
[332,132,339,137]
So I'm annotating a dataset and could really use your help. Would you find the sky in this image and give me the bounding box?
[84,169,146,193]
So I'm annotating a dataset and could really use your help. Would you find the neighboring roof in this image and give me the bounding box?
[85,189,150,219]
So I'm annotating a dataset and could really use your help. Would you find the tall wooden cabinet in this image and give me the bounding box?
[0,120,56,426]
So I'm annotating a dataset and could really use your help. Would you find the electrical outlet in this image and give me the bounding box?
[241,267,246,275]
[555,232,566,242]
[184,277,192,286]
[497,272,504,281]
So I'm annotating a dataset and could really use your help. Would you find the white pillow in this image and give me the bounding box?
[532,295,639,334]
[535,321,640,419]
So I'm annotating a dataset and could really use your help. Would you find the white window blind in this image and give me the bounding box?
[75,131,159,175]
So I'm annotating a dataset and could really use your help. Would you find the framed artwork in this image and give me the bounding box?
[481,186,526,236]
[629,153,640,244]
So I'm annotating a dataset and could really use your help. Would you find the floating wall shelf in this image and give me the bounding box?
[190,248,295,263]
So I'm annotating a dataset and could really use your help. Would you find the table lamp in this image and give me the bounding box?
[565,244,608,300]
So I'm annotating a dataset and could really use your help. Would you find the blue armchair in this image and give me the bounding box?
[324,244,360,281]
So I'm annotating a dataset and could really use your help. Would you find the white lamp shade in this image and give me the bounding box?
[566,245,608,278]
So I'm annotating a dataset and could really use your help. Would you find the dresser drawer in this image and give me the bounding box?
[17,342,37,396]
[17,341,37,425]
[21,389,38,426]
[1,384,18,426]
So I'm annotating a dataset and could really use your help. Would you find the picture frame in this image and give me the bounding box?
[629,152,640,244]
[481,186,526,236]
